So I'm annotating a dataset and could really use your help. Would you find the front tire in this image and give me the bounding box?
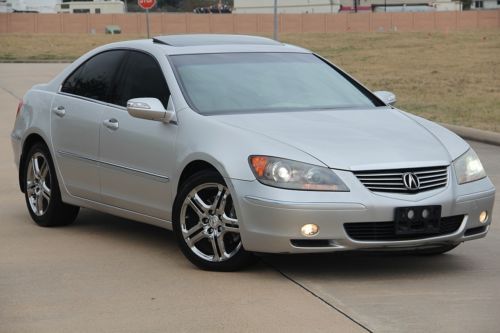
[23,143,79,227]
[172,170,256,271]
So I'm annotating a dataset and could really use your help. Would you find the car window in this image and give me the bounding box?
[61,50,126,103]
[170,53,382,115]
[114,51,170,108]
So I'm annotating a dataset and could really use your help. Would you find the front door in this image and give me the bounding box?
[99,50,177,219]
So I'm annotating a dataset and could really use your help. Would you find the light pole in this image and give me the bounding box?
[273,0,278,41]
[146,8,150,39]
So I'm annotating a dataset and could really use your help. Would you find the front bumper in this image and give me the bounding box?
[229,168,495,254]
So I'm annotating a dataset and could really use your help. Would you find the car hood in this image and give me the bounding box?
[213,108,460,171]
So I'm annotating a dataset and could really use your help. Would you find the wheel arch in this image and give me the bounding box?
[177,160,221,193]
[171,158,256,270]
[19,133,49,193]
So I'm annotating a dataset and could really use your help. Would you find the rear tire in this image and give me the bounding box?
[172,170,257,271]
[23,143,79,227]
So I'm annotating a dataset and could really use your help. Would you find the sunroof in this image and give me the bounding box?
[153,34,281,47]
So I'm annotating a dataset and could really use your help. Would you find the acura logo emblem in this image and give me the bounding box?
[402,172,420,190]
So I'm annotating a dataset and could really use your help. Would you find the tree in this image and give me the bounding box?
[460,0,472,10]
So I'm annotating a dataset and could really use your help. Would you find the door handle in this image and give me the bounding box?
[52,106,66,117]
[103,118,119,130]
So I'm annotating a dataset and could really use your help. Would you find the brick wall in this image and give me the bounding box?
[0,11,498,34]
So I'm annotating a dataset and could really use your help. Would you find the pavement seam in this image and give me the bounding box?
[0,84,20,100]
[262,259,373,333]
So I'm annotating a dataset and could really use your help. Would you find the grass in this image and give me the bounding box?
[0,31,499,132]
[0,34,135,61]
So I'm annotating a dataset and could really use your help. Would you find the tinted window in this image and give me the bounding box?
[62,50,126,103]
[171,53,382,115]
[114,51,170,108]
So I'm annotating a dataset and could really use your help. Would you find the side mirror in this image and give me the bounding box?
[374,91,397,106]
[127,97,175,122]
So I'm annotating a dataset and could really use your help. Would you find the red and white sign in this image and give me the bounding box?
[138,0,156,10]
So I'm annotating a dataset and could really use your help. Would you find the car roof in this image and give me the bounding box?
[152,34,281,47]
[102,34,310,56]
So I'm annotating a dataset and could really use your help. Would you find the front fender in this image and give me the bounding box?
[174,108,326,180]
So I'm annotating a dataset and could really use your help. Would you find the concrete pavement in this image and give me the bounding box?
[1,64,499,333]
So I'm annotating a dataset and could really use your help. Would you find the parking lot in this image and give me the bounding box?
[1,64,499,332]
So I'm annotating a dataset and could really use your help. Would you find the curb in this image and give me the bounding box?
[441,123,500,147]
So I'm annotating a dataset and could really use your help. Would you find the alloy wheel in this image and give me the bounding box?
[26,152,51,216]
[180,183,241,262]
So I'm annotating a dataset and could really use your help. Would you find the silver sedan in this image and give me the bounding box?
[11,35,495,271]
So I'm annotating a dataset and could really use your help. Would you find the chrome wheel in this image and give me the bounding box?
[26,152,51,216]
[180,183,241,262]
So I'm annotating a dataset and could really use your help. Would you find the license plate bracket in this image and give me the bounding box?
[394,205,441,235]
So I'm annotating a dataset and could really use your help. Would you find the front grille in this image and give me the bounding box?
[354,166,448,194]
[344,215,463,241]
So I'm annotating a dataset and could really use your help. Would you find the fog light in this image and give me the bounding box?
[301,224,319,237]
[479,211,488,224]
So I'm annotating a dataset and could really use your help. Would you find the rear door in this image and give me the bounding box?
[51,50,126,200]
[98,50,177,219]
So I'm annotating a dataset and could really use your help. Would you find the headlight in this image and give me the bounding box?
[249,156,349,191]
[453,149,486,184]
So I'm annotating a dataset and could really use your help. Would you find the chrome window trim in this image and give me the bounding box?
[57,91,178,125]
[57,91,127,111]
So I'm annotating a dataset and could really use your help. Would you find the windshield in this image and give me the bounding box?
[170,52,381,115]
